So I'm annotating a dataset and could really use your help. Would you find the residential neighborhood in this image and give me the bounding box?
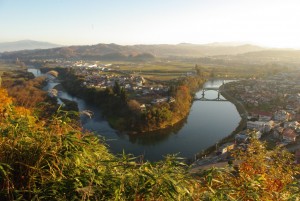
[193,70,300,169]
[223,72,300,114]
[225,71,300,145]
[69,63,173,107]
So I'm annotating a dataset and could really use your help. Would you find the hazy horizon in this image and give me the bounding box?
[1,0,300,49]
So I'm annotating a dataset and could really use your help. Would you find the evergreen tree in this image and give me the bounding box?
[120,87,128,103]
[113,81,121,95]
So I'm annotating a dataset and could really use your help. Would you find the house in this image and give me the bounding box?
[140,104,146,112]
[273,126,284,139]
[235,133,249,143]
[253,111,273,122]
[252,131,262,139]
[274,110,291,122]
[264,121,275,133]
[284,121,300,130]
[168,97,175,103]
[282,128,297,142]
[88,64,97,68]
[247,121,265,132]
[217,142,235,155]
[151,97,168,104]
[247,120,274,133]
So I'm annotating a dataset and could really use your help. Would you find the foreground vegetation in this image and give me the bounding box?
[0,87,299,200]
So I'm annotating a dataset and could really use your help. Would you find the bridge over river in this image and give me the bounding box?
[194,83,227,102]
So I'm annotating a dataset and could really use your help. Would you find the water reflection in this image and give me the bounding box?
[127,118,188,145]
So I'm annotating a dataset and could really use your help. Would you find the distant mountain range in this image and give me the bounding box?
[0,41,300,66]
[2,40,300,65]
[0,41,266,60]
[0,40,62,52]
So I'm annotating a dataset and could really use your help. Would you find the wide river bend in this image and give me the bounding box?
[28,68,241,161]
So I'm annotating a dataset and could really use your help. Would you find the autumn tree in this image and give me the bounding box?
[172,85,192,117]
[195,138,300,200]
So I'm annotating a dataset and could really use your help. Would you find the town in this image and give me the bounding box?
[193,70,300,170]
[71,64,172,106]
[43,59,191,108]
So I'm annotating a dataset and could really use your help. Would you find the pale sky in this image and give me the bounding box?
[0,0,300,48]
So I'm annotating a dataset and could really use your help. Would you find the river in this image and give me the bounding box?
[28,68,241,161]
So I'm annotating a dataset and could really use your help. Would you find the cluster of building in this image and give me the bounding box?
[224,72,300,111]
[234,109,300,144]
[71,65,171,105]
[216,71,300,161]
[213,110,300,166]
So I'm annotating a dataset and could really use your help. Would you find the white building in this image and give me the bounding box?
[247,121,265,132]
[247,121,274,133]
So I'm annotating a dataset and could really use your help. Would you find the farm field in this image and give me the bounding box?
[0,61,22,72]
[112,61,198,81]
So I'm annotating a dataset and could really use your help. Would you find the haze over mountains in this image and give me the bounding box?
[1,40,300,65]
[0,40,62,52]
[0,40,265,59]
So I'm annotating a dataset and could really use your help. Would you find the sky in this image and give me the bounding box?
[0,0,300,48]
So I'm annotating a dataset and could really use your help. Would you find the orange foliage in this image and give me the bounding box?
[0,88,33,124]
[0,88,13,112]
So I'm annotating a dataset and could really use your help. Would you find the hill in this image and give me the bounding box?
[0,40,62,52]
[220,49,300,66]
[0,43,264,60]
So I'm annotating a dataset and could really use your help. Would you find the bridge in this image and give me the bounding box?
[194,97,227,102]
[202,86,221,92]
[194,84,227,102]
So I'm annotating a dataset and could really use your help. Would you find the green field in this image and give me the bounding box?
[0,61,22,72]
[112,61,197,81]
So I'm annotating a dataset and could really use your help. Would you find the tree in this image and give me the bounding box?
[127,99,141,115]
[172,85,191,117]
[120,87,128,103]
[196,138,300,200]
[195,64,203,76]
[168,85,176,96]
[113,81,121,96]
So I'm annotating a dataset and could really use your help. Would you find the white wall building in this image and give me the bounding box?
[247,121,274,133]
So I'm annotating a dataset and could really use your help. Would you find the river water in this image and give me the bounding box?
[28,68,241,161]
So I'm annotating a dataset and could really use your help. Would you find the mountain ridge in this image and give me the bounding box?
[0,40,62,52]
[0,42,266,60]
